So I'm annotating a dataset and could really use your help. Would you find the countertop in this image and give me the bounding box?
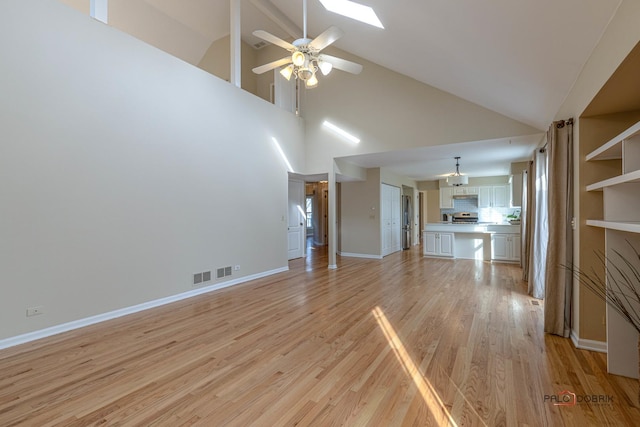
[424,223,521,233]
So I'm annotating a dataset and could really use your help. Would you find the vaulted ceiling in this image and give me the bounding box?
[58,0,625,180]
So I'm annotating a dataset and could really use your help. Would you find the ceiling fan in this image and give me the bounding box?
[251,0,363,88]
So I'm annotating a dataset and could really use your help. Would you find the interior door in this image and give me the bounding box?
[288,179,305,260]
[391,187,401,252]
[382,184,402,256]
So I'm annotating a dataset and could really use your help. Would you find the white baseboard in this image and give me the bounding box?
[0,266,288,351]
[338,251,383,260]
[570,329,607,353]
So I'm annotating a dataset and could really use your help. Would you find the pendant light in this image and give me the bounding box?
[447,156,469,186]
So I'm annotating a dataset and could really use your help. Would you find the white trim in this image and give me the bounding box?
[337,251,383,260]
[328,264,338,269]
[0,267,288,351]
[570,329,607,353]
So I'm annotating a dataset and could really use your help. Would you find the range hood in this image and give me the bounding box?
[452,194,478,199]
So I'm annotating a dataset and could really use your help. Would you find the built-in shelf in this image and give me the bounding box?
[586,220,640,234]
[586,169,640,191]
[586,120,640,161]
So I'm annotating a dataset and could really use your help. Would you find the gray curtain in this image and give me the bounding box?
[521,167,531,280]
[544,119,574,337]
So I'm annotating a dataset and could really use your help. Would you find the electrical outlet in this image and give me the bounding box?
[234,265,240,271]
[26,306,44,317]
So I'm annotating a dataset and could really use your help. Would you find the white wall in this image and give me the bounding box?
[302,47,542,176]
[0,0,305,340]
[339,168,382,256]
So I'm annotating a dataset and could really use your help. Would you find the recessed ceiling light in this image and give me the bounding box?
[319,0,384,29]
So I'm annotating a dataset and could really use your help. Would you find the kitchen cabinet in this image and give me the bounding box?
[439,187,454,208]
[424,232,454,257]
[511,173,523,207]
[478,185,509,208]
[452,186,478,195]
[491,233,520,262]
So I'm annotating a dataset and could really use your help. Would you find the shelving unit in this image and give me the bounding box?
[586,120,640,231]
[585,120,640,379]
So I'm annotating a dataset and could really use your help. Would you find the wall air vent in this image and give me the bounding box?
[193,271,212,287]
[193,273,202,285]
[217,266,233,279]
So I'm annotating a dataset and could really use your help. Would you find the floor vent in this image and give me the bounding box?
[531,300,540,306]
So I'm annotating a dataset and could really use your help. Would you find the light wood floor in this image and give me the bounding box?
[1,246,639,426]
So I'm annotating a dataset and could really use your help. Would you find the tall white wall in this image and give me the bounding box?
[0,0,304,340]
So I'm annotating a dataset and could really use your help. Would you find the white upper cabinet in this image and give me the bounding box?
[478,185,508,208]
[439,187,454,208]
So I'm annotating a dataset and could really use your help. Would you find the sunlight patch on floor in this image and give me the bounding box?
[372,306,458,426]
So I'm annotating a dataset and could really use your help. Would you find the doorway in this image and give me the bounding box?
[288,179,305,260]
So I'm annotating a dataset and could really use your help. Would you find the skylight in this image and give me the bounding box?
[319,0,384,29]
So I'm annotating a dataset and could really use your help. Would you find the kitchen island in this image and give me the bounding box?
[423,223,520,261]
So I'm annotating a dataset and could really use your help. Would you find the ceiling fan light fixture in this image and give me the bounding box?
[318,60,333,76]
[297,67,313,81]
[447,156,469,186]
[280,65,294,81]
[292,51,306,66]
[306,73,319,88]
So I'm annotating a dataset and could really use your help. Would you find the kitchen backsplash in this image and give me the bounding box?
[441,198,519,223]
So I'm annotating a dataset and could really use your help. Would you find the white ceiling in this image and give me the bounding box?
[58,0,623,181]
[339,134,545,181]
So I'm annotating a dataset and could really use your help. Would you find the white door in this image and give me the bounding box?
[381,184,392,256]
[288,179,305,260]
[391,187,401,252]
[381,184,401,256]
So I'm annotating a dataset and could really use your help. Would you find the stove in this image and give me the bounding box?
[452,212,478,223]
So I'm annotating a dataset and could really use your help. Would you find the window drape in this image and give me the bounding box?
[543,119,574,337]
[528,149,548,300]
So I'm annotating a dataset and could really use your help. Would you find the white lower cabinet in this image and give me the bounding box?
[424,232,454,257]
[491,233,520,262]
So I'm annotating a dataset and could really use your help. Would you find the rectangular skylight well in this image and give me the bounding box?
[319,0,384,29]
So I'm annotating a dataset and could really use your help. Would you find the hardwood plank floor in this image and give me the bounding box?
[1,246,639,426]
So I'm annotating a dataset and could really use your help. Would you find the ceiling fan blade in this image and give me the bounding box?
[309,26,344,51]
[252,57,292,74]
[252,30,295,51]
[318,54,363,75]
